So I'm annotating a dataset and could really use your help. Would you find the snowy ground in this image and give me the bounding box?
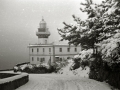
[16,74,111,90]
[58,59,90,77]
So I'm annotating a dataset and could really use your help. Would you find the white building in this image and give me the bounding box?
[28,18,81,65]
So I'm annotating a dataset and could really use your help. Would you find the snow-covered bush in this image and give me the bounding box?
[97,33,120,64]
[78,49,93,61]
[53,58,69,73]
[36,63,50,69]
[13,66,19,72]
[74,49,93,61]
[58,59,90,77]
[71,49,93,70]
[13,62,67,73]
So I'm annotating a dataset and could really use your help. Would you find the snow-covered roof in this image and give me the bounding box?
[28,43,81,47]
[28,44,53,47]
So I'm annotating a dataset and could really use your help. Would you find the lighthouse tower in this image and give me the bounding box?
[36,18,50,44]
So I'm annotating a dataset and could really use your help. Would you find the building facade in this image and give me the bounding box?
[28,18,81,65]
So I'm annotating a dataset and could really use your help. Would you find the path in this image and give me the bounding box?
[16,74,111,90]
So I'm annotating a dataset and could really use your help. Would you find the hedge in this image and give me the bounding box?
[0,73,29,90]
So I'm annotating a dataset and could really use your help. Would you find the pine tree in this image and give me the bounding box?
[58,0,120,63]
[58,0,111,49]
[58,1,120,88]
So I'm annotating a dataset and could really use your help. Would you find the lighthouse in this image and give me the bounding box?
[28,18,81,65]
[36,18,50,44]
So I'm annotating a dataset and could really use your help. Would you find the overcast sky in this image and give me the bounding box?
[0,0,103,70]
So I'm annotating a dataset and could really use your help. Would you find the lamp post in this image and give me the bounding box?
[48,52,51,66]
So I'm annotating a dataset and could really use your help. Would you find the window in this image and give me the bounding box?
[67,57,70,59]
[43,48,45,52]
[32,49,33,52]
[67,48,70,52]
[60,58,62,61]
[75,48,77,52]
[49,48,51,52]
[41,58,45,62]
[37,48,39,52]
[59,48,62,52]
[37,57,39,61]
[32,57,34,61]
[43,58,45,62]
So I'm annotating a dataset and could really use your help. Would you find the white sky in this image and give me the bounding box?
[0,0,103,69]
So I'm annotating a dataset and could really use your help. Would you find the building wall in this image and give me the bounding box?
[29,46,53,64]
[29,45,81,65]
[54,45,80,55]
[54,45,81,60]
[30,55,53,65]
[38,38,49,44]
[29,46,53,55]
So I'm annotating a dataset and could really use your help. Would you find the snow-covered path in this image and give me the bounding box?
[16,74,111,90]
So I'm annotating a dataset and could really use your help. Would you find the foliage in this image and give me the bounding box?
[14,64,57,73]
[54,59,69,72]
[58,0,115,49]
[70,58,81,70]
[13,60,69,73]
[58,0,120,89]
[58,0,120,64]
[89,53,120,89]
[71,49,92,70]
[97,34,120,63]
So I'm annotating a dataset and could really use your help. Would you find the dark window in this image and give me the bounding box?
[43,48,45,52]
[67,57,70,59]
[41,58,45,62]
[37,57,39,61]
[32,57,34,61]
[37,48,39,52]
[67,48,70,52]
[60,58,62,61]
[49,48,51,52]
[75,48,77,52]
[43,58,45,62]
[59,48,62,52]
[32,49,33,52]
[41,58,42,62]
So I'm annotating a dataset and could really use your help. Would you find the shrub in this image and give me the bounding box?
[80,60,89,69]
[89,53,120,89]
[70,58,81,70]
[53,59,69,72]
[22,67,32,73]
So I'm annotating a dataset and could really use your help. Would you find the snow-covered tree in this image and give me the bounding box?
[96,0,120,63]
[58,0,110,49]
[58,0,120,88]
[58,0,120,63]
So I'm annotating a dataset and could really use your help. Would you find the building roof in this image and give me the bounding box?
[28,43,80,47]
